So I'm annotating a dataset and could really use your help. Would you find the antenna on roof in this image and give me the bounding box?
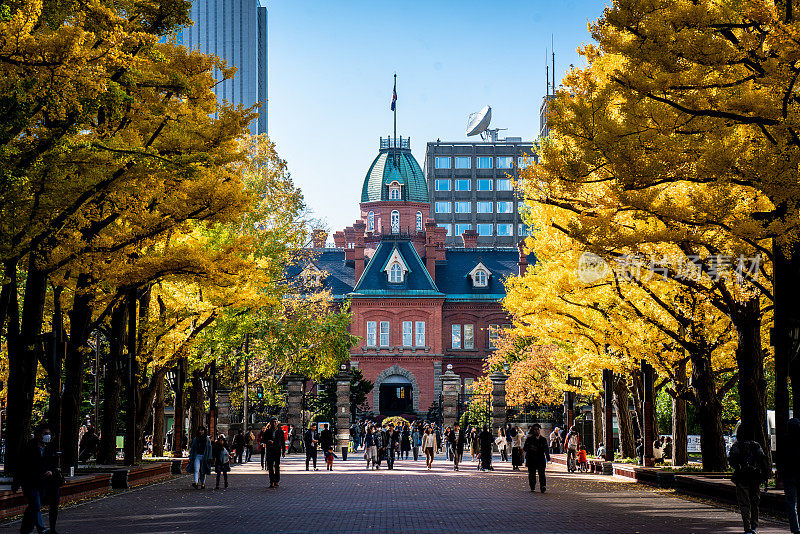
[545,48,550,96]
[552,35,556,94]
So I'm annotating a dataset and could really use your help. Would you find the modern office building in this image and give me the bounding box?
[175,0,268,135]
[424,140,536,247]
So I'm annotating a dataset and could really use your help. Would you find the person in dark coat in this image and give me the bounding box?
[373,425,385,469]
[524,423,551,493]
[78,425,99,463]
[384,424,396,469]
[187,426,212,489]
[303,423,319,471]
[257,424,268,470]
[13,423,61,534]
[232,429,245,464]
[264,418,285,488]
[449,422,465,471]
[479,425,494,471]
[319,423,334,470]
[728,424,770,534]
[213,434,231,489]
[784,418,800,534]
[401,424,411,459]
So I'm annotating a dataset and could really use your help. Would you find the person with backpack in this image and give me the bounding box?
[728,425,770,534]
[565,426,580,473]
[213,434,231,489]
[784,418,800,534]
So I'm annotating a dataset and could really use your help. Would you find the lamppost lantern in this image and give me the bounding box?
[502,362,510,374]
[446,363,453,372]
[200,377,211,395]
[340,364,347,372]
[574,376,583,389]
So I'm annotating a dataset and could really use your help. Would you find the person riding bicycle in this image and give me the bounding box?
[565,426,580,473]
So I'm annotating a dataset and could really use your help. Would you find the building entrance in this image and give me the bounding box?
[379,375,413,415]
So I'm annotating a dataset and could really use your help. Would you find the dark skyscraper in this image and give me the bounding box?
[177,0,268,135]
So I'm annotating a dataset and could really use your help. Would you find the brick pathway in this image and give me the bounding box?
[0,452,789,533]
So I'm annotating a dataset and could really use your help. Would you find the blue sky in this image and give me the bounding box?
[266,0,608,235]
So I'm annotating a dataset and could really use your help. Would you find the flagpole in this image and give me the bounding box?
[393,72,397,150]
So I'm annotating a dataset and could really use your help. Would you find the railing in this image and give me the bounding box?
[380,136,411,149]
[507,403,564,425]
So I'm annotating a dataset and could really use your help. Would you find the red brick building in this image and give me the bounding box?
[300,137,530,416]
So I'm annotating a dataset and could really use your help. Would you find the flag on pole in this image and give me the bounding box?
[390,79,397,111]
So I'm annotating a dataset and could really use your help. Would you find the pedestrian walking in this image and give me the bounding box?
[469,428,479,462]
[549,427,560,454]
[78,425,100,463]
[213,434,231,489]
[187,426,212,489]
[319,423,335,470]
[662,436,673,462]
[257,424,268,470]
[364,425,378,469]
[523,424,551,493]
[264,417,285,488]
[412,424,421,461]
[728,425,770,534]
[232,429,245,464]
[13,423,62,534]
[565,426,580,473]
[511,425,524,470]
[496,428,508,462]
[374,425,385,469]
[784,417,800,534]
[401,424,411,459]
[423,427,437,470]
[450,422,465,471]
[286,424,297,454]
[479,425,494,471]
[304,423,319,471]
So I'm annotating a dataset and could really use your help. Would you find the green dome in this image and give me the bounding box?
[361,148,430,203]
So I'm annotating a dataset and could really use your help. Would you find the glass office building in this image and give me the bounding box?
[425,140,535,247]
[177,0,268,135]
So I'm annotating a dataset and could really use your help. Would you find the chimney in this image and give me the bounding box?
[518,240,529,276]
[333,231,346,249]
[344,226,355,261]
[311,229,328,249]
[461,229,478,249]
[425,220,438,281]
[353,220,366,283]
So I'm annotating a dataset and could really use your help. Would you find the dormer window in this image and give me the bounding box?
[388,180,401,200]
[390,263,402,283]
[300,264,325,288]
[468,261,491,288]
[382,246,409,284]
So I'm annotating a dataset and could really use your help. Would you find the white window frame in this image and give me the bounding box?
[477,179,493,191]
[477,224,493,237]
[477,156,493,169]
[488,324,499,349]
[435,156,451,169]
[451,324,461,349]
[416,211,423,231]
[454,223,472,236]
[437,223,452,236]
[455,179,471,191]
[476,201,493,214]
[497,178,513,191]
[402,321,413,347]
[389,187,400,200]
[464,324,474,349]
[496,201,513,214]
[435,179,451,191]
[389,262,403,283]
[474,270,488,286]
[391,210,400,233]
[435,201,452,214]
[380,321,390,347]
[497,223,513,236]
[518,223,529,236]
[366,321,377,347]
[415,321,425,347]
[496,156,513,169]
[367,211,374,232]
[455,201,471,213]
[455,156,471,169]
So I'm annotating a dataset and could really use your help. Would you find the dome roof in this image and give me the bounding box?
[361,148,429,203]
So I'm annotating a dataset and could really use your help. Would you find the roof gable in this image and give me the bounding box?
[352,239,442,297]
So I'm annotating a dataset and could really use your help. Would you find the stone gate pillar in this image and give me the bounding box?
[216,389,231,438]
[490,371,509,437]
[441,364,461,429]
[283,373,304,452]
[336,366,351,460]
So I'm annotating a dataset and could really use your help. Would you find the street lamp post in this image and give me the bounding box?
[603,369,615,462]
[243,333,250,429]
[168,359,186,457]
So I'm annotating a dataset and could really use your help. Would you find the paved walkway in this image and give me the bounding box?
[0,453,789,533]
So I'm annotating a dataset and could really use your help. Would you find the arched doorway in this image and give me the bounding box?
[379,375,412,415]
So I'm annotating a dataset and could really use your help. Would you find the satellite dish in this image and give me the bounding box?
[466,105,492,137]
